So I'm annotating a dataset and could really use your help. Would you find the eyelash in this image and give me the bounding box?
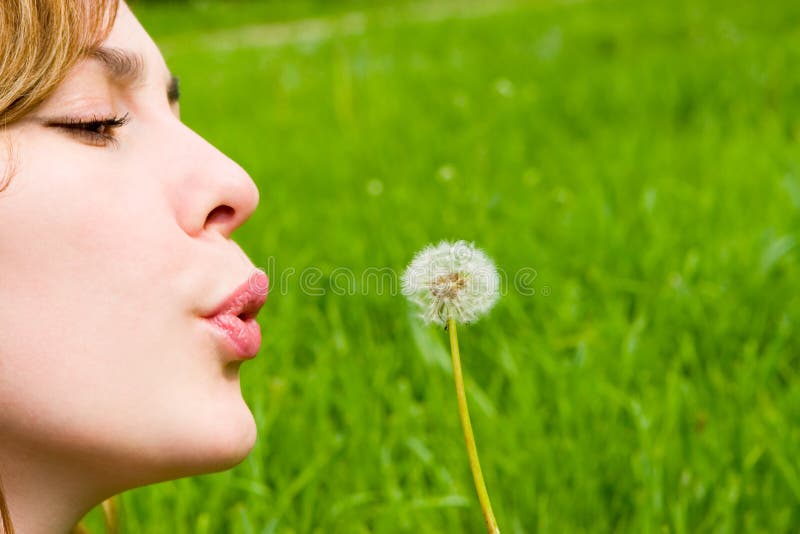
[47,113,131,147]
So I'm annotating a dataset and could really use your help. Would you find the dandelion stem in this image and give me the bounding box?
[447,317,500,534]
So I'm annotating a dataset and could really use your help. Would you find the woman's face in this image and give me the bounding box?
[0,3,265,488]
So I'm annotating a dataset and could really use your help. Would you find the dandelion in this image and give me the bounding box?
[402,240,501,534]
[402,240,500,326]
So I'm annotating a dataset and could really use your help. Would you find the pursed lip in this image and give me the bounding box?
[202,270,269,359]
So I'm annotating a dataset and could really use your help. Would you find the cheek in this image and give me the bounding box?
[0,133,257,478]
[0,137,183,327]
[0,139,207,441]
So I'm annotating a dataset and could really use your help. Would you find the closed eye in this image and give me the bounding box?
[46,113,130,148]
[168,75,180,104]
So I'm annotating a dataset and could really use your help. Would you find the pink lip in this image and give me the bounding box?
[203,271,269,360]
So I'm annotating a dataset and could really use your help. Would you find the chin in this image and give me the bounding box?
[204,407,258,472]
[130,398,259,485]
[185,400,258,475]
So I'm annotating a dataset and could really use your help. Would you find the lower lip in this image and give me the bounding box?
[204,314,262,359]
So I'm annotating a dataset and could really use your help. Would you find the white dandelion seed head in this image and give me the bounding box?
[401,240,500,326]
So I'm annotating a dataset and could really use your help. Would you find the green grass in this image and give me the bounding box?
[86,0,800,531]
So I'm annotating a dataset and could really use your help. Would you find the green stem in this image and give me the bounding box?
[447,318,500,534]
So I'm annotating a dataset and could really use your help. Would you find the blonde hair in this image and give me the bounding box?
[0,1,119,530]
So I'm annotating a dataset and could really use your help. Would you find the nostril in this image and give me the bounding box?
[205,205,235,229]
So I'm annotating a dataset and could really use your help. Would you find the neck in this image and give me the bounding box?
[0,440,119,534]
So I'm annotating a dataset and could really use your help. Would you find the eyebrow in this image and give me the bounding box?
[89,46,180,104]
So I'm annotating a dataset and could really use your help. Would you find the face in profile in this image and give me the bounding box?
[0,1,266,491]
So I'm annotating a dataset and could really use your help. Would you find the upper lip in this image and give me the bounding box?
[202,270,269,320]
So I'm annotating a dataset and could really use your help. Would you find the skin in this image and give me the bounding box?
[0,3,264,533]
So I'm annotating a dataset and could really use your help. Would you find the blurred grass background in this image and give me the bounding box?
[88,0,800,531]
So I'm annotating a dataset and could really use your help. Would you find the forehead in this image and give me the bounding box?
[100,2,171,82]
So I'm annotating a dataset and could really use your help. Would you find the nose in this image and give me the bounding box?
[170,123,260,239]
